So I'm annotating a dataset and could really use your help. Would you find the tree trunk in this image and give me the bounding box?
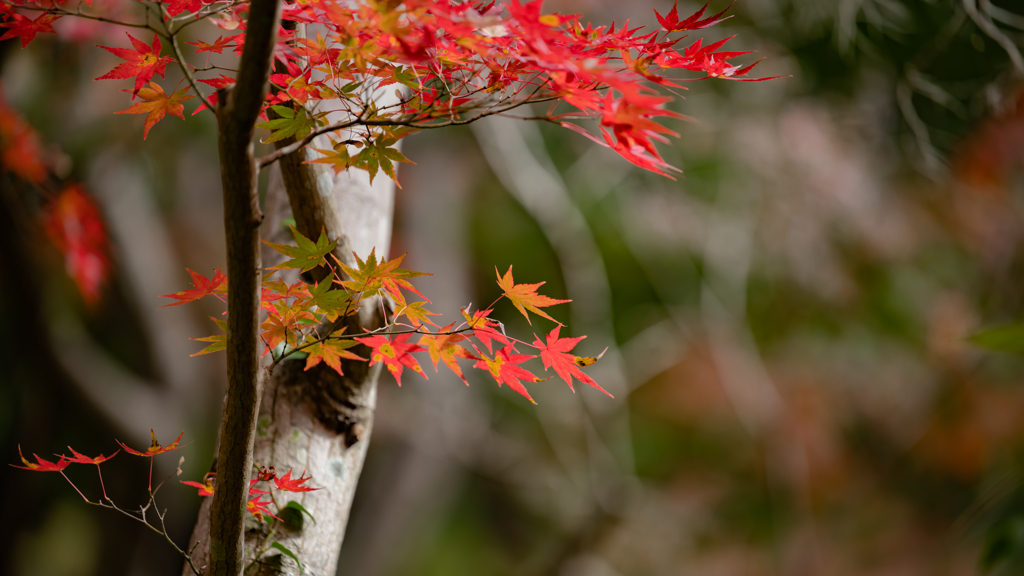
[184,124,398,576]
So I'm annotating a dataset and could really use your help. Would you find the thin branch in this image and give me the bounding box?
[257,94,563,169]
[206,0,281,570]
[16,5,156,32]
[71,465,203,575]
[174,2,239,32]
[169,31,218,118]
[258,117,362,167]
[268,325,476,368]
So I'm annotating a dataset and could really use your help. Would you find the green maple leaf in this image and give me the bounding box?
[357,135,415,188]
[257,105,324,144]
[303,337,365,376]
[264,226,336,272]
[337,247,430,301]
[190,317,227,356]
[306,278,355,320]
[308,133,414,188]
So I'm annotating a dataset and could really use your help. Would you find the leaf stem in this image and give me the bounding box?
[60,471,92,503]
[96,464,109,501]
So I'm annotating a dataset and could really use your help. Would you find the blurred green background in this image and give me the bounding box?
[4,0,1024,574]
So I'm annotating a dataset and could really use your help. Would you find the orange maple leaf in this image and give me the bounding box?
[115,82,194,139]
[303,338,366,376]
[96,33,176,96]
[337,248,431,302]
[391,289,439,328]
[495,266,570,325]
[159,268,226,307]
[418,323,479,385]
[261,300,316,351]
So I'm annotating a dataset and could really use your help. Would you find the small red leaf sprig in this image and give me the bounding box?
[180,466,318,524]
[10,430,202,574]
[163,226,610,404]
[118,429,186,491]
[12,432,323,572]
[0,0,780,179]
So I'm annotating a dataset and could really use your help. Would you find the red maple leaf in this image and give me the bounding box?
[187,35,236,55]
[59,446,119,465]
[273,469,319,492]
[58,447,119,499]
[96,33,176,96]
[159,268,226,307]
[533,326,611,396]
[164,0,204,17]
[460,308,510,353]
[11,445,71,472]
[473,344,546,404]
[0,13,59,48]
[355,333,427,386]
[117,429,185,457]
[269,60,329,106]
[496,266,570,325]
[181,478,215,496]
[255,465,277,482]
[182,472,263,496]
[247,495,280,522]
[192,74,235,116]
[654,0,734,32]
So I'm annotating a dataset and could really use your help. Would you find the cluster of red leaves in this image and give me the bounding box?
[0,0,776,180]
[42,185,111,305]
[0,90,111,304]
[163,227,608,404]
[181,467,317,522]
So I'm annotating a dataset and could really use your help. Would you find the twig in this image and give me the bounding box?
[169,31,218,117]
[15,5,156,32]
[256,94,563,168]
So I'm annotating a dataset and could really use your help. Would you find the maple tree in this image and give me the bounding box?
[0,0,776,573]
